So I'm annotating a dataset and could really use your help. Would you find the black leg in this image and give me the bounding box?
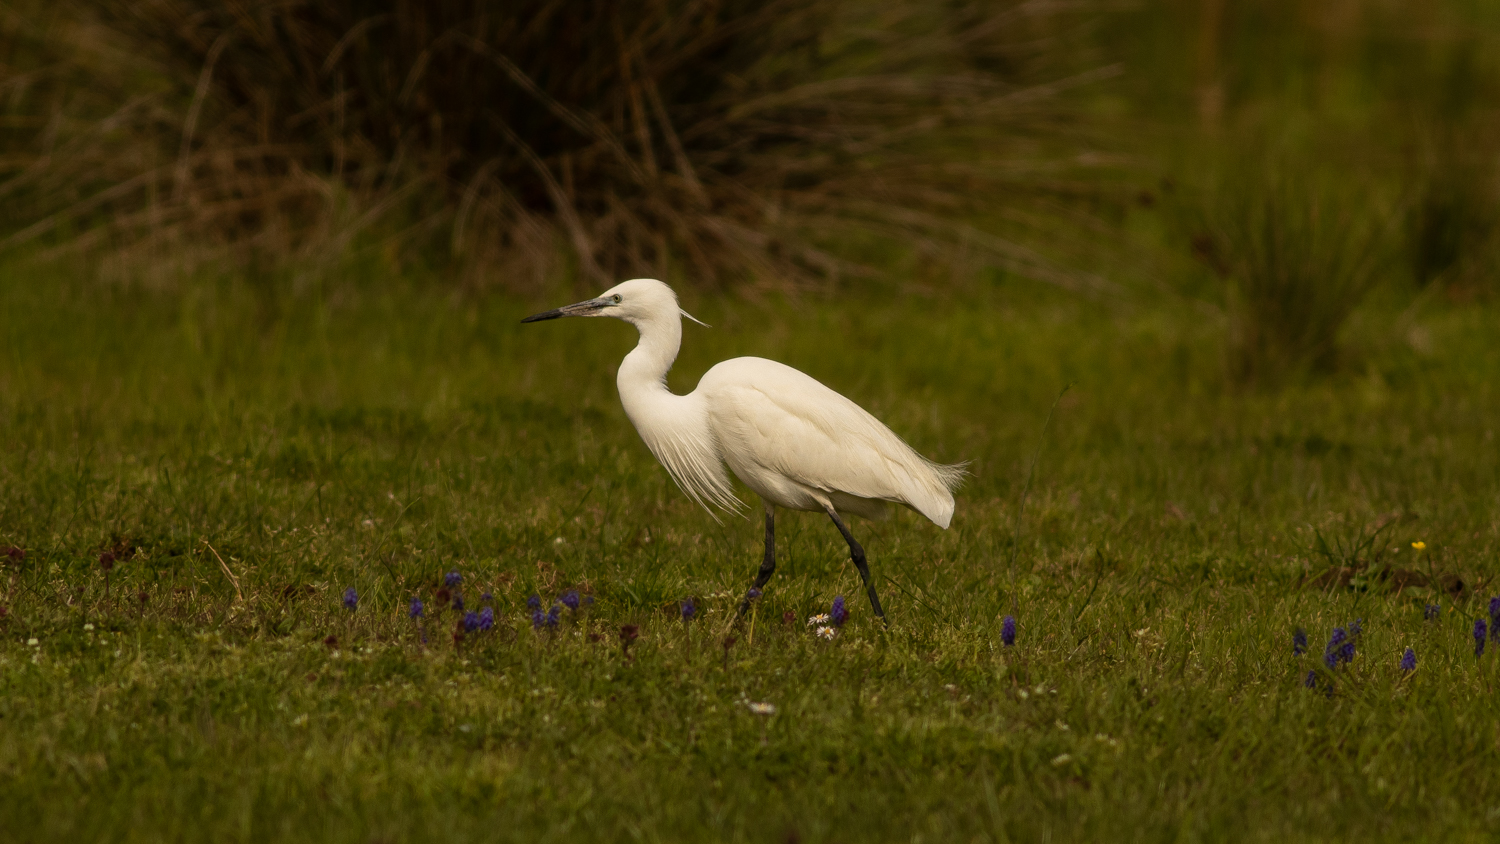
[737,504,776,617]
[823,504,887,624]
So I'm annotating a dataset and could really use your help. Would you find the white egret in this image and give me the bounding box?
[522,278,964,622]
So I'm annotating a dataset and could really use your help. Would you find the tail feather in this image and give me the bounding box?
[903,458,967,528]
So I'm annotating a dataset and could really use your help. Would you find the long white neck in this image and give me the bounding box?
[614,310,740,515]
[616,309,683,409]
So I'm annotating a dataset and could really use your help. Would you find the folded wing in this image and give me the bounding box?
[701,358,964,527]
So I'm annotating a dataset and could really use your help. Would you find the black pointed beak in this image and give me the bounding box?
[521,297,611,323]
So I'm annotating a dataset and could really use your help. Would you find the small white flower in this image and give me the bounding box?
[746,701,777,715]
[27,638,39,647]
[83,623,95,632]
[815,626,837,640]
[1017,689,1030,700]
[1050,753,1073,767]
[807,613,830,627]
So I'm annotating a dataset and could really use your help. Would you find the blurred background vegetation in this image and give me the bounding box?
[0,0,1497,383]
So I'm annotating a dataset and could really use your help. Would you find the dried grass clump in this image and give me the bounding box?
[1405,134,1500,296]
[1195,168,1390,383]
[0,0,1110,291]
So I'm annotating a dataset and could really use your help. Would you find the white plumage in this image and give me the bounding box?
[522,278,964,622]
[700,358,963,526]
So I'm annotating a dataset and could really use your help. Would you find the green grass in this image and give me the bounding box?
[3,265,1500,842]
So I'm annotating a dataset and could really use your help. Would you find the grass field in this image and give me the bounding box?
[3,266,1500,842]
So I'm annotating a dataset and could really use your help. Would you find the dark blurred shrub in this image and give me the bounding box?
[1192,167,1388,384]
[0,0,1107,291]
[1404,124,1500,296]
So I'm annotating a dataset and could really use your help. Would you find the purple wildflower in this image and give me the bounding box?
[1338,640,1356,666]
[452,593,464,612]
[1001,615,1017,647]
[1490,597,1500,642]
[1475,619,1488,657]
[527,594,542,610]
[444,570,462,589]
[1400,647,1416,673]
[1304,670,1317,689]
[830,596,848,626]
[409,597,424,619]
[479,607,494,631]
[1424,603,1440,621]
[546,604,561,628]
[1323,627,1347,669]
[342,587,358,611]
[561,590,581,611]
[531,608,545,630]
[1348,619,1363,639]
[1293,628,1307,656]
[746,587,762,601]
[680,598,696,622]
[481,592,493,603]
[463,611,480,633]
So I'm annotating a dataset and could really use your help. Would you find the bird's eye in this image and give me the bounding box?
[611,294,622,304]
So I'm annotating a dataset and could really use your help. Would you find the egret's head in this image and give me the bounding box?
[521,278,708,327]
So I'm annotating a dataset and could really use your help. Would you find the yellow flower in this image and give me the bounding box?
[1411,541,1427,551]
